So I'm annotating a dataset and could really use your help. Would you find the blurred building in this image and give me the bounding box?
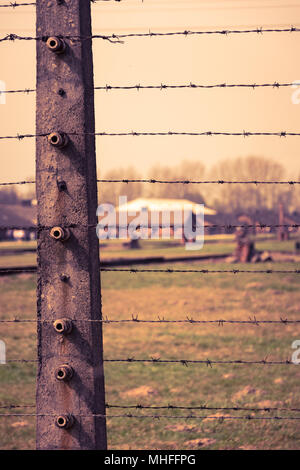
[0,200,37,241]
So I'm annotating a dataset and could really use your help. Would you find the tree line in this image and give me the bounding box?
[1,156,299,215]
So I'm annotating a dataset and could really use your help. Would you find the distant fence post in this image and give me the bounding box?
[35,0,107,449]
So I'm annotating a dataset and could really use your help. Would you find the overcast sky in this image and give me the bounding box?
[1,0,300,187]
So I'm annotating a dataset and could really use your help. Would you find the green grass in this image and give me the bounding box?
[0,257,299,449]
[0,235,298,268]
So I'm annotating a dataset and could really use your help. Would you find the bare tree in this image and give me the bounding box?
[206,156,287,213]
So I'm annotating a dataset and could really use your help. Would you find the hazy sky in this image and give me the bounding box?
[1,0,300,188]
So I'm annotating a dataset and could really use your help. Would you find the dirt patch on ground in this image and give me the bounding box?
[121,386,158,398]
[165,423,199,433]
[184,438,216,448]
[233,386,263,401]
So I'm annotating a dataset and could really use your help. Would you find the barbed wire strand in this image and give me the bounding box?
[98,82,300,91]
[0,223,299,230]
[0,412,300,421]
[3,403,300,413]
[3,81,300,95]
[2,130,300,139]
[4,358,296,365]
[0,267,299,275]
[1,27,300,44]
[101,268,300,274]
[0,316,299,326]
[1,179,300,186]
[0,2,35,7]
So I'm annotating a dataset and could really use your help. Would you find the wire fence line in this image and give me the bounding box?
[2,130,300,140]
[1,179,300,186]
[0,0,128,6]
[3,81,300,94]
[2,403,300,413]
[1,27,300,44]
[1,223,299,230]
[3,357,297,366]
[1,267,299,275]
[1,317,300,326]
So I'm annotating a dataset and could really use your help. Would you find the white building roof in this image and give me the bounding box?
[117,198,216,215]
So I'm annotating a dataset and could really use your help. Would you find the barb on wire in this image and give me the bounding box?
[0,180,35,186]
[1,130,300,140]
[97,82,299,91]
[1,27,300,44]
[1,316,300,326]
[1,88,35,95]
[0,2,35,7]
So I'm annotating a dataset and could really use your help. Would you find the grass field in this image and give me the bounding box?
[0,254,300,449]
[0,235,298,268]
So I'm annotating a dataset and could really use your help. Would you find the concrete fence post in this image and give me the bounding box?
[35,0,107,449]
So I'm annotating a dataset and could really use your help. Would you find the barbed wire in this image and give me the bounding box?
[4,357,296,366]
[101,268,300,274]
[1,402,300,413]
[0,2,35,7]
[1,316,299,326]
[97,82,300,91]
[4,81,300,95]
[1,27,300,44]
[1,130,300,140]
[1,266,299,275]
[0,180,35,186]
[1,178,300,186]
[0,223,299,230]
[0,0,133,7]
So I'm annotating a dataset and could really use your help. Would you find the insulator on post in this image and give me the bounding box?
[49,226,70,242]
[48,132,69,148]
[46,36,66,54]
[55,414,74,430]
[55,364,74,382]
[53,318,72,335]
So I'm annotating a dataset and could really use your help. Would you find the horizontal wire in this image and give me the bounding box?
[103,358,294,365]
[97,82,299,91]
[0,2,35,7]
[0,0,136,6]
[101,268,300,274]
[0,412,300,421]
[1,179,300,186]
[106,403,300,413]
[4,358,295,365]
[2,402,300,413]
[0,180,35,186]
[1,27,300,44]
[1,267,299,275]
[0,223,299,230]
[1,317,299,326]
[1,131,300,140]
[4,81,299,95]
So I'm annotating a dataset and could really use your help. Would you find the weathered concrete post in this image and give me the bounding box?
[35,0,107,449]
